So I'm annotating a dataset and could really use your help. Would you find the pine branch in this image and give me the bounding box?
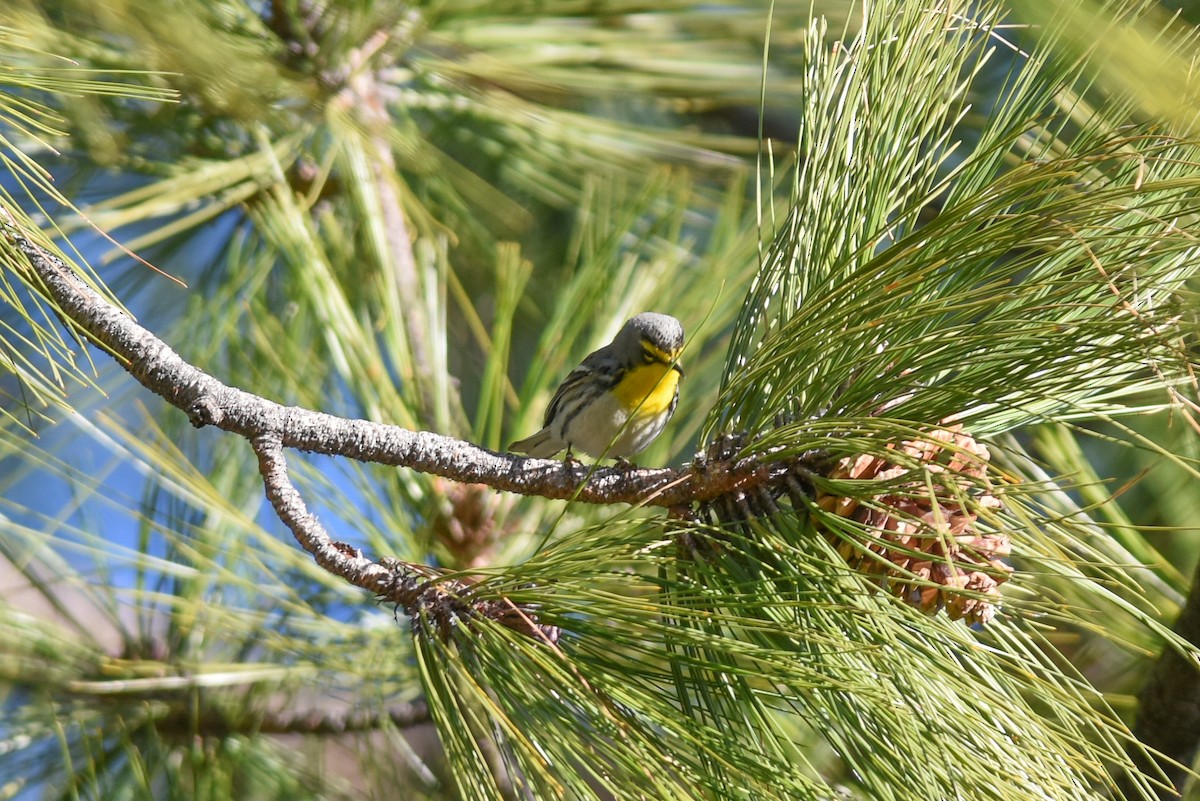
[3,212,821,639]
[4,215,807,509]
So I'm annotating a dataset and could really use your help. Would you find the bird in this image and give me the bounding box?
[509,312,685,460]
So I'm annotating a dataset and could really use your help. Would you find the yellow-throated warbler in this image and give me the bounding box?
[510,313,684,459]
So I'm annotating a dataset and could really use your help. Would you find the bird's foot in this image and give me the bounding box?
[562,450,589,477]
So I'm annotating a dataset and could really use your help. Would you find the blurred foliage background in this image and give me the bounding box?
[2,0,1200,799]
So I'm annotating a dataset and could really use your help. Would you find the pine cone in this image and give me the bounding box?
[816,425,1011,624]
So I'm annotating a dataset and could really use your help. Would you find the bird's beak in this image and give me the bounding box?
[672,361,685,378]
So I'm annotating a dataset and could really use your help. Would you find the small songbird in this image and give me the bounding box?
[510,313,685,460]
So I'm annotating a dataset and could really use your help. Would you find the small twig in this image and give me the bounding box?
[253,433,395,596]
[253,434,559,641]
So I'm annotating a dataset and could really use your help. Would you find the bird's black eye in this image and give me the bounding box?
[642,348,656,364]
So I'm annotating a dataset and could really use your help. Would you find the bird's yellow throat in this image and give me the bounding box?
[612,361,680,417]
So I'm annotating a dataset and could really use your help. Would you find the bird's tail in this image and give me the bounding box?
[509,428,564,458]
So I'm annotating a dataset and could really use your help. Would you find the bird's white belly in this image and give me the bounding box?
[557,391,670,458]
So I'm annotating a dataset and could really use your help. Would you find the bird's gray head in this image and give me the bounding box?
[619,312,684,360]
